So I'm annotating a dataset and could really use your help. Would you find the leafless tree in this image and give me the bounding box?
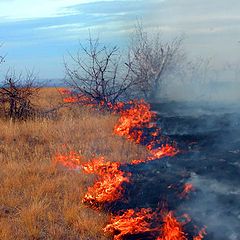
[65,37,136,107]
[0,55,4,65]
[129,23,184,101]
[0,44,5,65]
[0,71,40,120]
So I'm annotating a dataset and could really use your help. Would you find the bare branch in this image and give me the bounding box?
[129,24,184,100]
[0,70,41,120]
[65,37,136,106]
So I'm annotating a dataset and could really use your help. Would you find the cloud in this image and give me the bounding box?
[143,0,240,33]
[0,0,115,21]
[139,0,240,64]
[1,0,240,78]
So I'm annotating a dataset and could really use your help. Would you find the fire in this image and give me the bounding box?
[180,183,195,198]
[103,208,158,240]
[58,88,79,103]
[83,171,130,207]
[58,88,72,95]
[54,91,207,239]
[63,96,79,103]
[82,158,131,207]
[130,144,178,165]
[148,144,179,160]
[59,88,96,105]
[113,100,179,163]
[114,100,154,143]
[54,151,82,170]
[81,156,107,174]
[54,153,131,208]
[157,211,187,240]
[104,209,192,240]
[193,227,207,240]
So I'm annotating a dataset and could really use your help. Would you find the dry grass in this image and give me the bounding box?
[0,88,147,240]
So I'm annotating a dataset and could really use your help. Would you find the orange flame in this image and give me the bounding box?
[103,208,157,240]
[130,144,178,165]
[157,211,187,240]
[114,100,154,143]
[58,88,72,95]
[54,153,131,208]
[53,151,82,170]
[148,144,179,160]
[180,183,195,198]
[55,93,207,239]
[63,96,79,103]
[82,157,131,207]
[104,209,192,240]
[193,227,207,240]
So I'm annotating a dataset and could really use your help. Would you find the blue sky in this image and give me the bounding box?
[0,0,240,79]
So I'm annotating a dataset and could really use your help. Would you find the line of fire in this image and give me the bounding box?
[53,90,208,240]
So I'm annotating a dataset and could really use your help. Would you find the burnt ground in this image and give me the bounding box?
[115,101,240,240]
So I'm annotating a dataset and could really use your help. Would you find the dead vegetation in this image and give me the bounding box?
[0,88,147,240]
[0,72,40,120]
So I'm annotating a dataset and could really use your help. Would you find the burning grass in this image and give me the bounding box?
[54,91,206,240]
[0,88,207,239]
[0,88,148,240]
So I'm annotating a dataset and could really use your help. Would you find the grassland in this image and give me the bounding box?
[0,88,147,240]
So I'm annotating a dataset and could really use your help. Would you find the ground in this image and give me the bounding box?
[0,88,147,240]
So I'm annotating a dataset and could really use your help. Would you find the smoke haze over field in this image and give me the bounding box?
[160,78,240,103]
[0,0,239,104]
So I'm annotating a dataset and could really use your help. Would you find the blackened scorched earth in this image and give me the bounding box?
[118,101,240,240]
[156,102,240,240]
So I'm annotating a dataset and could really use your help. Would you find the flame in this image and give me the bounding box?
[148,144,179,160]
[180,183,194,198]
[82,158,131,207]
[113,100,179,163]
[193,227,207,240]
[54,91,207,239]
[130,144,178,165]
[60,90,97,105]
[104,209,192,240]
[103,208,158,240]
[54,151,82,170]
[114,100,154,143]
[63,96,79,103]
[58,88,72,95]
[54,153,131,208]
[157,211,187,240]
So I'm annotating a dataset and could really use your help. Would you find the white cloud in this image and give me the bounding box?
[0,0,111,21]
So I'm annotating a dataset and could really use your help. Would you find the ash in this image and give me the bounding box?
[119,101,240,240]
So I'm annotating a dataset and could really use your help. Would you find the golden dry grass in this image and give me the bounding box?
[0,88,147,240]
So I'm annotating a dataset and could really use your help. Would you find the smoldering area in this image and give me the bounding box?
[115,95,240,239]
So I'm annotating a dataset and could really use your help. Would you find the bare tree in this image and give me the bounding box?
[0,71,40,120]
[65,37,136,107]
[129,23,184,101]
[0,55,4,65]
[0,44,5,65]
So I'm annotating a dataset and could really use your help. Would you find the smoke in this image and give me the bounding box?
[158,59,240,103]
[180,173,240,240]
[162,78,240,103]
[151,99,240,240]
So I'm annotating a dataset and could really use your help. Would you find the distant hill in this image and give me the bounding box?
[37,78,66,87]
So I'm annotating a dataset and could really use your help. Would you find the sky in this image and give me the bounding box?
[0,0,240,80]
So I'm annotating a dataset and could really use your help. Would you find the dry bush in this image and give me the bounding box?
[0,72,40,120]
[65,25,184,105]
[65,37,137,107]
[129,22,184,101]
[0,88,148,240]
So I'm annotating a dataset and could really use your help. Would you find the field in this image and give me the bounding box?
[0,88,147,240]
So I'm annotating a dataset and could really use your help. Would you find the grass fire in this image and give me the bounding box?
[53,91,207,239]
[1,2,240,239]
